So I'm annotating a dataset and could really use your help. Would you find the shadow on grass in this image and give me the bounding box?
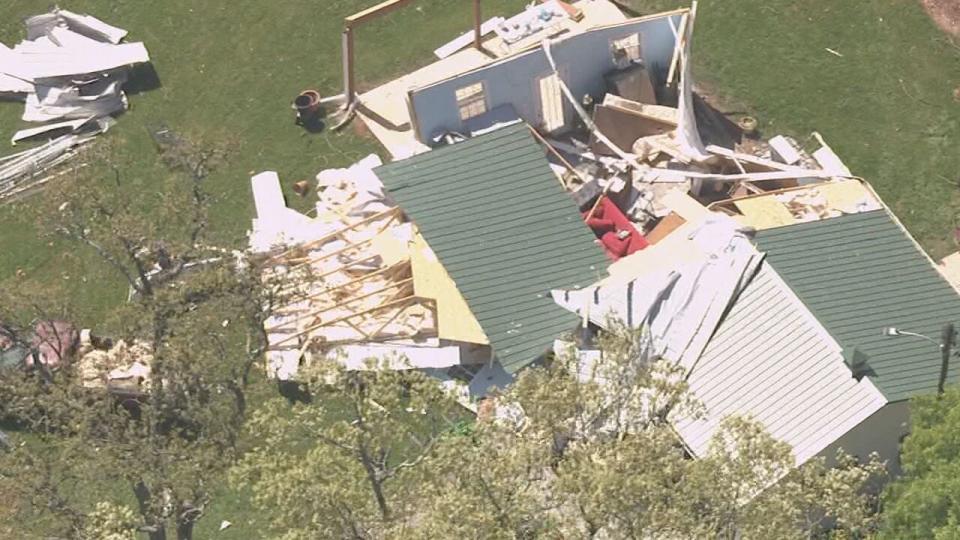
[124,63,162,95]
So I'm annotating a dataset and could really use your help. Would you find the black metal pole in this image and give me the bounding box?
[938,323,955,396]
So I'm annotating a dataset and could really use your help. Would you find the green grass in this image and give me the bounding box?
[0,0,528,329]
[625,0,960,257]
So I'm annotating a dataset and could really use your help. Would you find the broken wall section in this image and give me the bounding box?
[408,11,684,143]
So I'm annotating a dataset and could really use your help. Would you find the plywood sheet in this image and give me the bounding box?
[410,232,489,345]
[646,212,685,244]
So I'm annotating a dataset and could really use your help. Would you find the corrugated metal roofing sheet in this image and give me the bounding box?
[756,210,960,402]
[375,124,607,373]
[675,263,886,465]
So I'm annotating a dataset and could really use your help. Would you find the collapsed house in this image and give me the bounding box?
[249,0,960,472]
[0,8,150,202]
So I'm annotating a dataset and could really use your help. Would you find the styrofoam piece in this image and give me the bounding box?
[769,135,802,165]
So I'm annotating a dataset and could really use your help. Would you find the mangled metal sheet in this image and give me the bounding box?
[22,78,128,122]
[552,214,764,370]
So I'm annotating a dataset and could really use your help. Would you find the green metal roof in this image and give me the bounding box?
[375,124,607,373]
[756,210,960,402]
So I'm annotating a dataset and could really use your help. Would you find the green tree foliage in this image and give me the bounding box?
[231,361,463,539]
[0,136,270,540]
[235,325,887,539]
[883,388,960,539]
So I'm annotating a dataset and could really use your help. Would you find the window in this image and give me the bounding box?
[611,33,642,68]
[456,82,487,121]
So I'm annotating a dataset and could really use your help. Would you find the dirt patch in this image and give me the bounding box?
[919,0,960,37]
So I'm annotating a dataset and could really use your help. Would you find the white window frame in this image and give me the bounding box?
[455,82,487,121]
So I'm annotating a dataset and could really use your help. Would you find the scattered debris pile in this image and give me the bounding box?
[0,8,150,202]
[0,120,107,202]
[76,333,153,393]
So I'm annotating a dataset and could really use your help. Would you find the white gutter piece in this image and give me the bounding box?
[11,116,95,145]
[0,44,33,93]
[25,9,128,44]
[9,42,149,82]
[434,17,505,59]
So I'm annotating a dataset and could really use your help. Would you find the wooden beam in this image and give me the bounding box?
[268,278,415,331]
[277,262,409,309]
[286,236,374,273]
[321,280,415,325]
[345,0,416,28]
[343,28,355,103]
[473,0,482,50]
[272,295,429,348]
[527,125,586,186]
[666,12,689,85]
[263,207,398,265]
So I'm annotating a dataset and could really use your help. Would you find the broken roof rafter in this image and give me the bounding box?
[273,260,411,312]
[261,207,401,266]
[267,277,415,332]
[271,295,436,350]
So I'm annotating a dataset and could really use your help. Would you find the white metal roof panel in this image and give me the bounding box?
[674,262,887,465]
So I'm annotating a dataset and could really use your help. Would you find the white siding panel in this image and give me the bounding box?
[675,263,887,465]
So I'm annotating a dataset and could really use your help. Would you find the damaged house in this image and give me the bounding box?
[248,0,960,474]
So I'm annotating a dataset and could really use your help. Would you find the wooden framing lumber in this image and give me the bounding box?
[263,207,399,265]
[276,262,410,309]
[666,12,689,85]
[271,295,435,348]
[474,0,483,50]
[345,0,416,28]
[267,278,415,331]
[527,124,586,185]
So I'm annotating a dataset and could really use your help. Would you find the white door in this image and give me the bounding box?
[537,73,565,133]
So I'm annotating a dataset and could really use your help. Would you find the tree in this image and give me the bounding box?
[234,324,888,539]
[0,133,271,540]
[882,387,960,539]
[34,129,227,298]
[0,262,270,540]
[230,360,463,539]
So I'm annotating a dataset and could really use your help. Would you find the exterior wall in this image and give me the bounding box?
[408,14,682,142]
[816,400,911,477]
